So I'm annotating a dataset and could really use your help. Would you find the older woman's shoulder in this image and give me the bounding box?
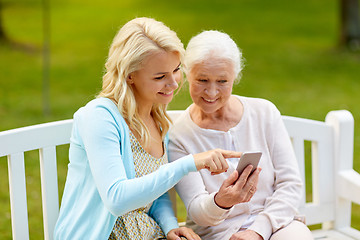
[169,107,190,127]
[235,95,279,112]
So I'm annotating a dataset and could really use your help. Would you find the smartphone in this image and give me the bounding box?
[236,151,262,175]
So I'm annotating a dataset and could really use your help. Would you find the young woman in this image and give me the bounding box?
[53,18,241,240]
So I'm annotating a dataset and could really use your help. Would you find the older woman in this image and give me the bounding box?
[168,31,313,240]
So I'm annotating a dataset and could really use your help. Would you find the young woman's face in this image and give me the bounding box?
[129,51,181,108]
[188,57,235,114]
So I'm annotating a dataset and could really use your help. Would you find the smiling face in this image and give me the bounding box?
[188,57,235,114]
[128,50,181,110]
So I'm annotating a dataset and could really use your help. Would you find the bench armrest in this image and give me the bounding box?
[337,169,360,205]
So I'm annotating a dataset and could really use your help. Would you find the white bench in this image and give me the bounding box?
[0,110,360,240]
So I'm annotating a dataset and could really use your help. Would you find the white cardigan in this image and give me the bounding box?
[168,96,303,240]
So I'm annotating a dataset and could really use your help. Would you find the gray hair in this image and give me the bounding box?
[184,30,244,82]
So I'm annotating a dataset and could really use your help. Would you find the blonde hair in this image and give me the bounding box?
[184,30,244,83]
[98,17,185,147]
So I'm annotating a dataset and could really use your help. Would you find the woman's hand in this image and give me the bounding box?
[167,226,201,240]
[193,149,241,175]
[229,229,263,240]
[214,165,261,209]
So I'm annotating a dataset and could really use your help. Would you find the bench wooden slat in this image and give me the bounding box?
[8,152,30,240]
[301,203,334,226]
[338,227,360,239]
[290,137,306,204]
[0,119,73,156]
[283,116,332,141]
[312,138,334,206]
[338,170,360,205]
[39,146,60,240]
[312,228,358,239]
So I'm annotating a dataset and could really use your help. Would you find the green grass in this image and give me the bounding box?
[1,0,360,239]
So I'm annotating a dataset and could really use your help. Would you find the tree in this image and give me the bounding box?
[340,0,360,50]
[0,0,50,115]
[0,1,8,42]
[0,1,37,52]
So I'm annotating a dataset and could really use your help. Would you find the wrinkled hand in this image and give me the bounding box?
[167,227,201,240]
[214,165,261,209]
[193,149,241,175]
[229,229,263,240]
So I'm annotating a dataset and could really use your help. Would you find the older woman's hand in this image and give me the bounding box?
[214,165,261,209]
[193,149,241,174]
[167,226,201,240]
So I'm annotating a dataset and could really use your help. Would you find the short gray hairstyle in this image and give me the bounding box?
[184,30,244,82]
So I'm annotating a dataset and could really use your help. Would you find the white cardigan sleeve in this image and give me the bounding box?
[168,124,233,226]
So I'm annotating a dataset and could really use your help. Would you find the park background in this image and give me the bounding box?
[0,0,359,239]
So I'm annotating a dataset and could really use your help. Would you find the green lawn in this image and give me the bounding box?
[1,0,360,239]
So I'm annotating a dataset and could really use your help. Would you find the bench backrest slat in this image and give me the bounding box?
[0,119,73,156]
[39,146,60,240]
[7,152,30,240]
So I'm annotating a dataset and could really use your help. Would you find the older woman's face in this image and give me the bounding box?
[188,57,235,114]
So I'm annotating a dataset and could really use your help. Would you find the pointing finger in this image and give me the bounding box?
[219,150,242,159]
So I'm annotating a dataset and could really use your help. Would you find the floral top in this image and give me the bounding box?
[109,132,168,240]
